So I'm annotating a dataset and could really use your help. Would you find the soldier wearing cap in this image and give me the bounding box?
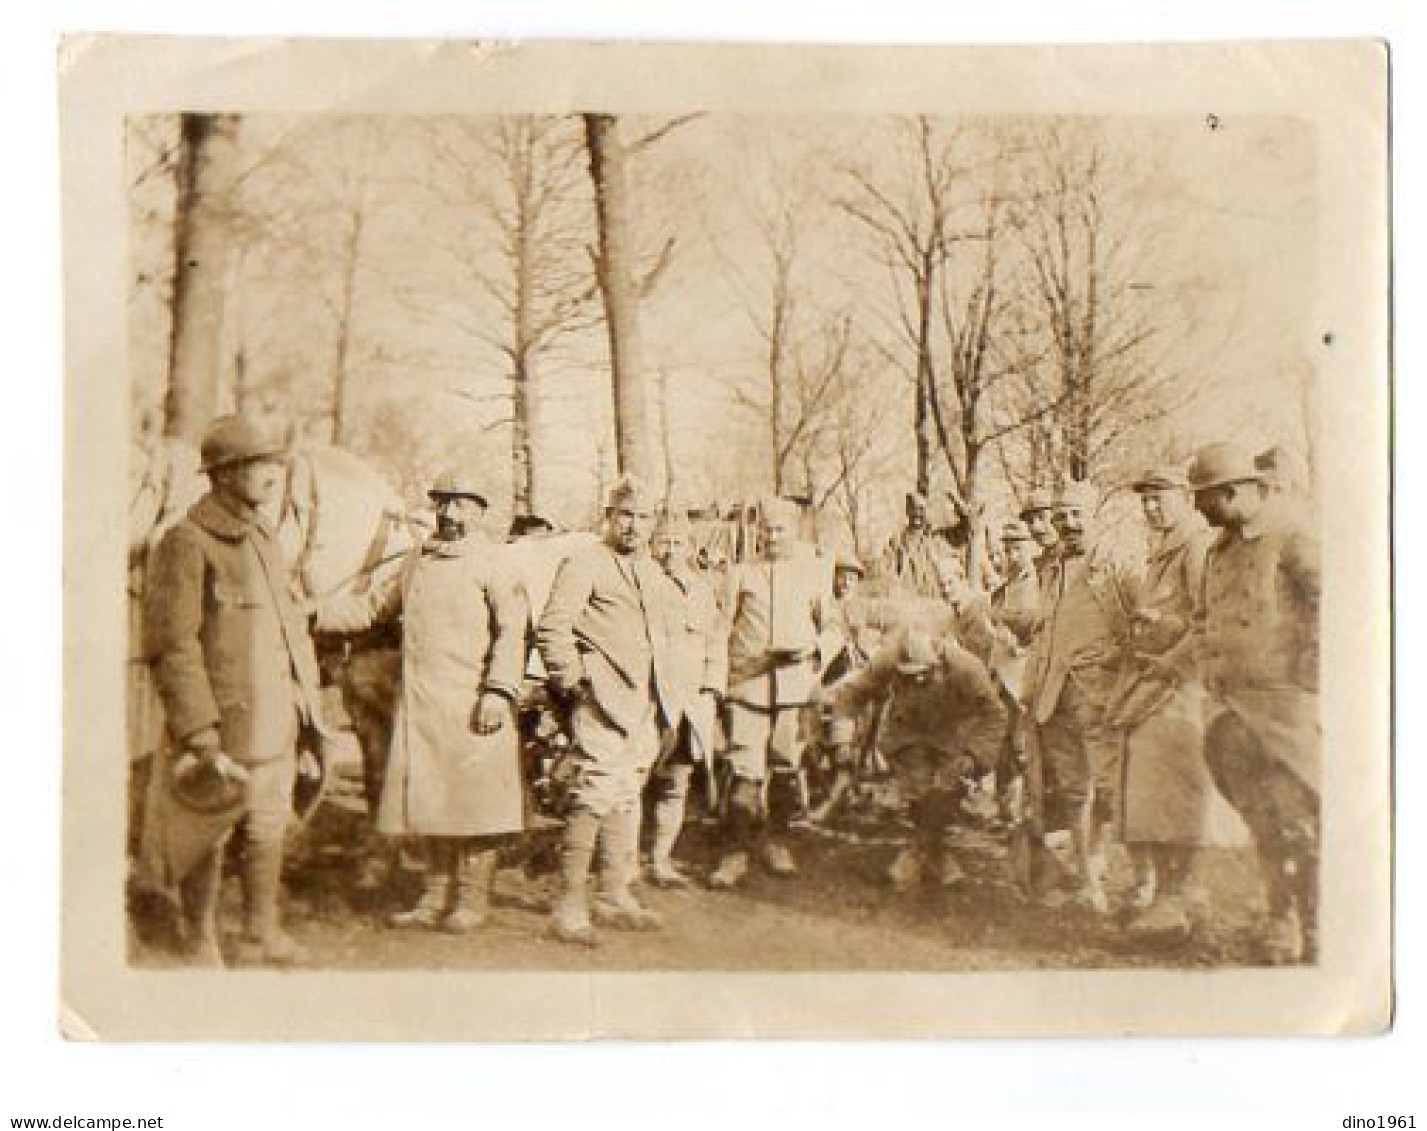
[140,414,324,966]
[1024,479,1134,913]
[1108,466,1247,938]
[878,491,967,603]
[643,510,727,888]
[537,474,681,944]
[1018,488,1061,573]
[1188,442,1320,962]
[316,467,527,935]
[829,622,1007,889]
[710,496,843,888]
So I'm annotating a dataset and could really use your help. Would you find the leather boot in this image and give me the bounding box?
[388,839,453,929]
[180,848,226,967]
[236,838,307,967]
[548,809,600,946]
[442,842,497,934]
[593,803,662,931]
[648,765,692,888]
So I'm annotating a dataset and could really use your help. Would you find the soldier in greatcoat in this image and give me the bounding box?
[141,414,325,966]
[643,511,727,888]
[1188,442,1320,962]
[316,468,527,934]
[1109,468,1248,937]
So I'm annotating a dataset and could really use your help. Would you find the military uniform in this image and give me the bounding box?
[1190,444,1320,956]
[830,624,1007,886]
[537,477,680,941]
[715,535,841,881]
[140,415,324,964]
[316,471,527,932]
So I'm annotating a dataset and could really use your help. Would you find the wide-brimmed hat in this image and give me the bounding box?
[428,467,489,506]
[1000,519,1033,542]
[1187,442,1265,493]
[199,414,288,473]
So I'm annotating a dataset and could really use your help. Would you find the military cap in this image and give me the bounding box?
[199,413,288,472]
[1131,466,1190,493]
[1056,479,1100,512]
[759,495,801,525]
[1186,442,1265,493]
[833,551,866,577]
[1018,488,1057,518]
[1000,519,1033,542]
[895,629,940,676]
[428,467,489,506]
[509,513,555,538]
[605,472,655,512]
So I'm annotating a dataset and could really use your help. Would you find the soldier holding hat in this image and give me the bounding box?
[140,413,324,966]
[316,466,527,935]
[1188,441,1320,962]
[537,474,681,944]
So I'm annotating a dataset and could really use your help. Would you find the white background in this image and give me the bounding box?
[2,1,1418,1125]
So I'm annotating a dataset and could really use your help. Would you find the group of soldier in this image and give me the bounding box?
[133,410,1319,968]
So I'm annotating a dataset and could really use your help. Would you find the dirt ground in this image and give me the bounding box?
[131,790,1288,972]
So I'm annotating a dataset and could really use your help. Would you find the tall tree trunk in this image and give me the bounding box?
[328,207,365,446]
[913,254,936,497]
[583,113,659,489]
[164,113,240,442]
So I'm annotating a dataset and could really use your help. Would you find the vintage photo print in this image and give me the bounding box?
[61,37,1390,1038]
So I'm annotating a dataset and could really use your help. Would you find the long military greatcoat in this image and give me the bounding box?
[1109,523,1248,847]
[319,533,527,836]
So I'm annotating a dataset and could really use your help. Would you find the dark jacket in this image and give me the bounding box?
[143,493,323,764]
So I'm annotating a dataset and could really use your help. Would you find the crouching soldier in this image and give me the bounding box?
[139,414,325,966]
[1189,442,1320,963]
[828,624,1007,891]
[316,468,527,933]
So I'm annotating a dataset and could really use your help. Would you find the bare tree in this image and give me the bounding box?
[163,114,243,442]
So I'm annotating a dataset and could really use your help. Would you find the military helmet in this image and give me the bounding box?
[428,467,489,506]
[895,629,940,676]
[1000,519,1033,543]
[1131,466,1190,494]
[1186,442,1265,493]
[199,414,288,473]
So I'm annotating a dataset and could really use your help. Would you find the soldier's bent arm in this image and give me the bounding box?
[142,527,221,748]
[483,566,529,700]
[536,551,598,692]
[313,570,403,635]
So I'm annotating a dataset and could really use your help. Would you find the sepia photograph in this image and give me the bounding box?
[60,37,1390,1039]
